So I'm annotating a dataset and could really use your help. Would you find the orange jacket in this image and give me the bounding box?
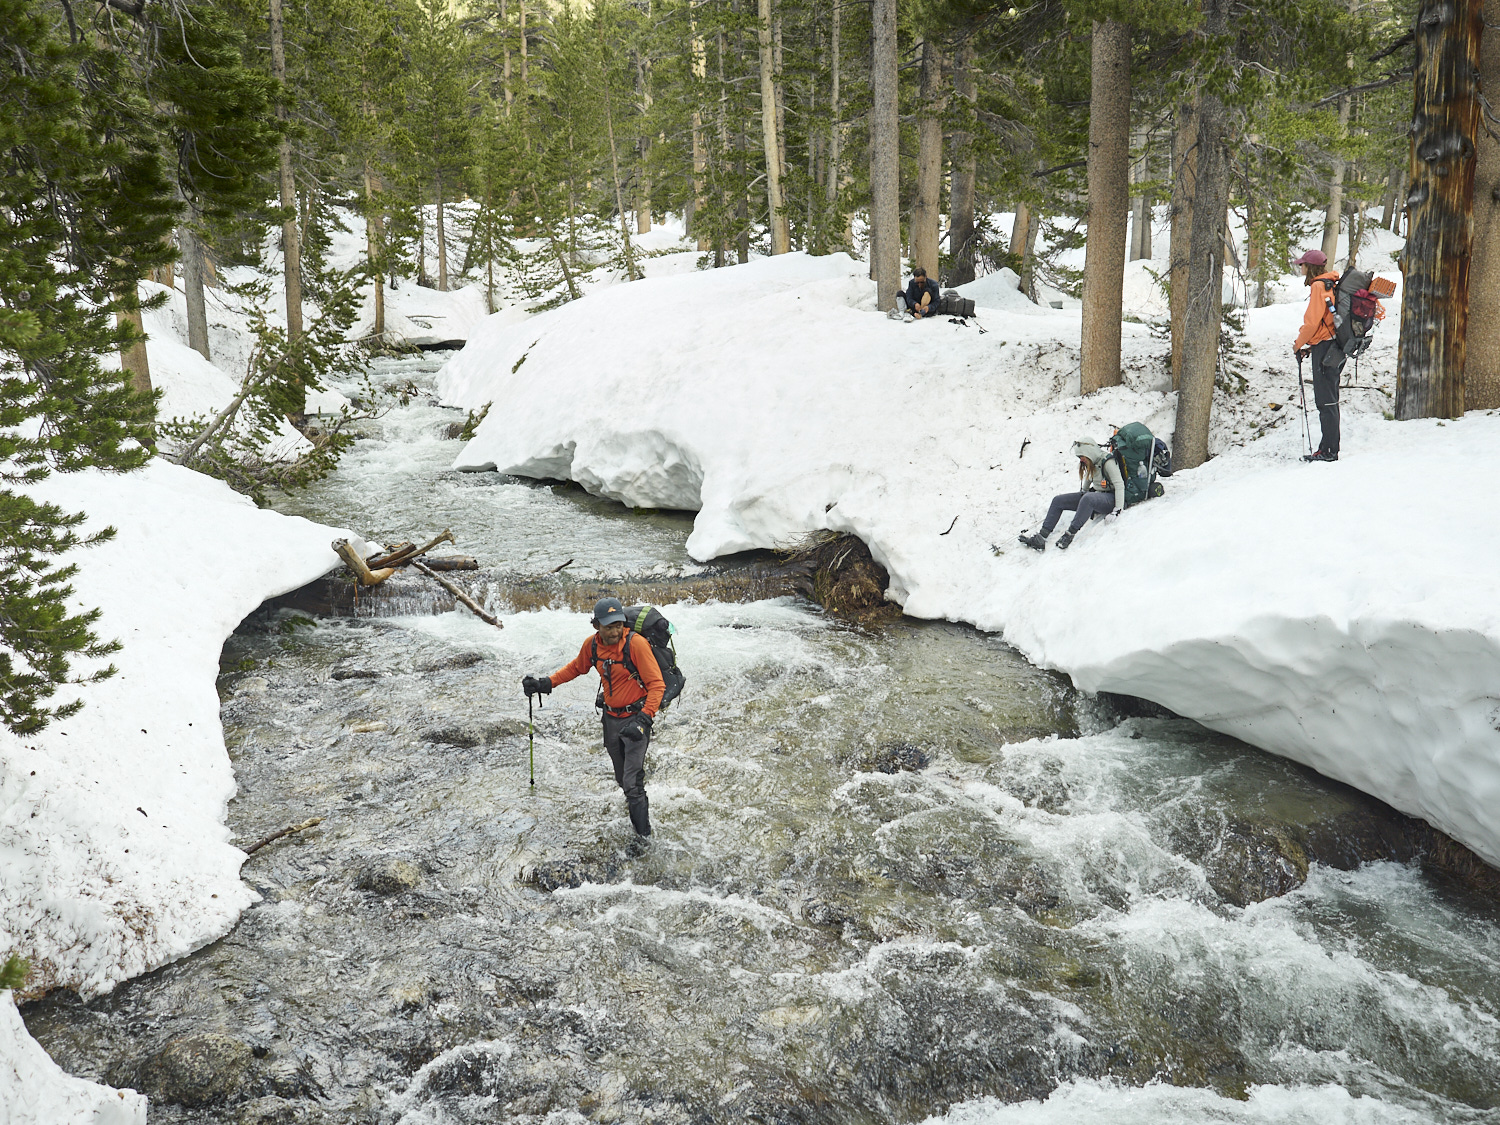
[1295,272,1340,350]
[550,632,664,717]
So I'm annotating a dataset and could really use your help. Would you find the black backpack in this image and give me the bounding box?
[1325,270,1387,359]
[938,290,976,318]
[592,605,686,711]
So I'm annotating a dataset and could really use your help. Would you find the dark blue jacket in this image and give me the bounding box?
[905,276,939,311]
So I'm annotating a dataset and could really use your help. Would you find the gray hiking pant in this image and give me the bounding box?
[601,712,650,827]
[1041,491,1115,536]
[1311,339,1345,456]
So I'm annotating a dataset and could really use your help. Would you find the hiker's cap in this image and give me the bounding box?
[1293,249,1328,267]
[592,597,628,627]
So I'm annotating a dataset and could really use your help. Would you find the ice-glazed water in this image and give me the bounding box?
[22,355,1500,1125]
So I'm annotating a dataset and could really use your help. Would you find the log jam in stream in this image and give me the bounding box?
[21,353,1500,1125]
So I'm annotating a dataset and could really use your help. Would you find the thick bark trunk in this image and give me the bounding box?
[1172,89,1230,470]
[1169,97,1198,390]
[1080,19,1132,395]
[1397,0,1483,418]
[502,0,512,111]
[910,37,945,278]
[116,303,151,395]
[1014,202,1040,302]
[436,171,449,292]
[181,219,210,360]
[947,39,978,285]
[599,15,641,281]
[1468,0,1500,409]
[758,0,790,254]
[269,0,302,347]
[869,0,900,307]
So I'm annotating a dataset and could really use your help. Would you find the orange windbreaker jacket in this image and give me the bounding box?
[550,632,665,717]
[1294,272,1340,351]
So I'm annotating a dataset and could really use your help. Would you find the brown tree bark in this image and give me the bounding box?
[947,38,978,285]
[758,0,790,254]
[269,0,302,349]
[910,37,945,277]
[869,0,900,306]
[1130,129,1151,261]
[636,44,653,234]
[1173,83,1231,470]
[1080,19,1132,395]
[1396,0,1484,419]
[116,303,151,395]
[1465,0,1500,409]
[1169,97,1198,390]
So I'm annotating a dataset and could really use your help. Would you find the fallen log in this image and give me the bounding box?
[365,541,414,569]
[411,559,503,627]
[366,529,455,570]
[422,555,479,571]
[242,816,324,857]
[333,539,398,586]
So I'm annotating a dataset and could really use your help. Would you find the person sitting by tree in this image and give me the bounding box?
[1017,439,1124,551]
[890,267,940,321]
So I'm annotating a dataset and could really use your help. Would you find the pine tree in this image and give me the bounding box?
[1,0,176,734]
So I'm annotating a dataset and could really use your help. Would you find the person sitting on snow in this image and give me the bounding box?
[1017,439,1124,551]
[889,267,940,322]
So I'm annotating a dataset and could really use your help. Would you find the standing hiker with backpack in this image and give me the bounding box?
[1292,249,1344,463]
[522,597,668,838]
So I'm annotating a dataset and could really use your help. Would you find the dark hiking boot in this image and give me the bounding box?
[629,795,652,837]
[1018,532,1047,552]
[1302,450,1338,462]
[1055,531,1075,550]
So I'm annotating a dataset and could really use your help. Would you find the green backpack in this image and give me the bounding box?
[1108,422,1159,507]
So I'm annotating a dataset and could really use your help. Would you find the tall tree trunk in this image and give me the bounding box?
[364,160,385,340]
[269,0,302,350]
[947,38,978,285]
[758,0,791,254]
[519,0,528,90]
[826,0,849,249]
[636,47,653,234]
[1018,205,1041,302]
[1397,0,1483,419]
[1130,128,1150,260]
[716,25,729,266]
[599,15,642,281]
[1169,97,1198,390]
[116,303,151,395]
[417,196,427,284]
[773,6,787,189]
[436,170,449,292]
[1468,0,1500,409]
[1080,19,1132,395]
[1389,166,1407,231]
[1321,95,1351,262]
[502,0,512,111]
[1173,89,1230,470]
[910,36,945,278]
[869,0,900,306]
[181,216,210,361]
[1345,200,1363,271]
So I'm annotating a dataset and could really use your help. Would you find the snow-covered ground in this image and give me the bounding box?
[0,469,361,1118]
[435,247,1500,871]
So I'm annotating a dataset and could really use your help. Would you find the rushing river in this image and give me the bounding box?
[23,355,1500,1125]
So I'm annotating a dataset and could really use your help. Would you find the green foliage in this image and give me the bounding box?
[0,953,29,991]
[1,0,180,735]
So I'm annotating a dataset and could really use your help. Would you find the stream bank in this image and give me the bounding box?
[21,353,1500,1125]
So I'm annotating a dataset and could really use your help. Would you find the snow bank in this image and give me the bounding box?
[434,250,1500,868]
[1,992,145,1124]
[0,461,360,1117]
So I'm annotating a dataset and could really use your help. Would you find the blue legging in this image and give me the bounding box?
[1041,491,1115,535]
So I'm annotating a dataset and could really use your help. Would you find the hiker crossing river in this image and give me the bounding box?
[20,352,1500,1123]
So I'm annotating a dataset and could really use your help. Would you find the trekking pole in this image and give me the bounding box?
[528,692,537,789]
[1296,351,1313,458]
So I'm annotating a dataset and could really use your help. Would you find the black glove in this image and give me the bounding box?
[522,675,552,697]
[621,713,653,741]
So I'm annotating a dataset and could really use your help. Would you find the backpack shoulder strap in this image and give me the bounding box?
[618,632,647,690]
